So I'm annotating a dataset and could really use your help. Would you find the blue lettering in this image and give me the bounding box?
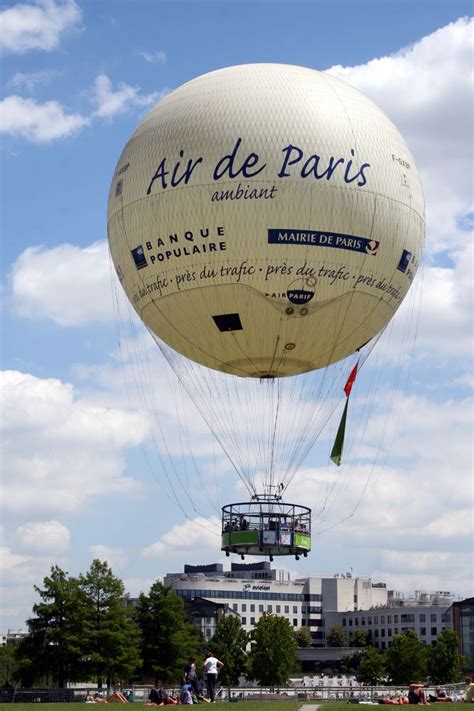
[278,144,304,177]
[213,137,266,180]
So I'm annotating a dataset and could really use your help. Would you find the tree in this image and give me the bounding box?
[248,612,299,686]
[15,566,84,687]
[340,650,364,675]
[357,646,386,684]
[427,629,463,684]
[211,614,248,687]
[385,630,427,685]
[135,580,200,685]
[0,644,18,685]
[79,559,140,688]
[326,624,349,647]
[351,629,368,648]
[294,627,312,648]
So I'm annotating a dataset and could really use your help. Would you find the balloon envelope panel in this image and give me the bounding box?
[108,63,424,377]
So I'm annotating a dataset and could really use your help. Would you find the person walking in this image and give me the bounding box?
[203,651,224,703]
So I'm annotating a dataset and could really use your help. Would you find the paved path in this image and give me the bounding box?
[299,704,320,711]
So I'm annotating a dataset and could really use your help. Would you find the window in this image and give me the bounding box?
[267,605,272,612]
[419,613,426,622]
[343,618,347,627]
[241,617,247,625]
[259,605,264,612]
[387,615,391,623]
[276,605,281,613]
[431,627,437,636]
[233,604,238,611]
[381,615,385,623]
[381,629,385,637]
[206,629,211,637]
[394,615,398,623]
[430,613,437,622]
[401,614,415,623]
[361,617,366,625]
[242,604,246,612]
[349,619,353,626]
[368,617,372,625]
[250,617,255,625]
[375,629,379,638]
[250,604,255,612]
[285,606,289,614]
[293,619,298,626]
[355,618,359,626]
[301,606,306,613]
[420,627,426,636]
[293,606,298,614]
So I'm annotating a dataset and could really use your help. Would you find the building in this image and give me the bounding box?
[183,596,239,641]
[164,562,389,646]
[325,602,450,650]
[444,597,474,672]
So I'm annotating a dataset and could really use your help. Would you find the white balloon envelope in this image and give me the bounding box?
[108,63,424,378]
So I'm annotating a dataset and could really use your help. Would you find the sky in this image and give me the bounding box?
[1,0,473,633]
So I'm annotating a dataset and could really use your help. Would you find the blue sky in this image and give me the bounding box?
[1,0,473,632]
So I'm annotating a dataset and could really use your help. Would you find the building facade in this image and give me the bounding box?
[164,562,389,646]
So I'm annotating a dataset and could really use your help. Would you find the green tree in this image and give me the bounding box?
[385,630,427,685]
[15,566,84,687]
[357,646,386,684]
[427,629,463,684]
[135,580,199,685]
[0,644,18,685]
[340,650,364,675]
[211,614,248,686]
[351,629,368,648]
[294,627,312,648]
[326,624,349,647]
[248,612,298,686]
[79,559,140,688]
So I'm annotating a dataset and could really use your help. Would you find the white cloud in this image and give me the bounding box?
[90,73,163,119]
[143,516,221,557]
[12,520,70,554]
[0,95,89,142]
[0,0,82,54]
[10,241,116,325]
[7,69,62,91]
[139,49,167,64]
[0,370,148,517]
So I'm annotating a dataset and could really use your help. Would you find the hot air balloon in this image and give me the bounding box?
[107,64,424,560]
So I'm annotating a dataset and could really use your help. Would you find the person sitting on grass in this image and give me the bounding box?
[408,684,429,705]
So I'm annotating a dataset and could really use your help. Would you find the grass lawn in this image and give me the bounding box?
[1,704,474,711]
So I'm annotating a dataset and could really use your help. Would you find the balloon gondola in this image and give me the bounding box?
[107,63,425,557]
[221,489,311,561]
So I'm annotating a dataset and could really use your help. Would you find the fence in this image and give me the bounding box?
[0,682,467,703]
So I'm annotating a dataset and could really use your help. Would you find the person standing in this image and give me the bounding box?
[203,650,224,703]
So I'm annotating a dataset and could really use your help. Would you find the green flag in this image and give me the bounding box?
[330,398,349,466]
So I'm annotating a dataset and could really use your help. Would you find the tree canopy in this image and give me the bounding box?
[15,566,84,687]
[78,559,140,688]
[248,612,299,686]
[135,580,200,685]
[357,646,386,684]
[427,629,463,684]
[326,623,349,647]
[211,614,248,686]
[385,630,427,684]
